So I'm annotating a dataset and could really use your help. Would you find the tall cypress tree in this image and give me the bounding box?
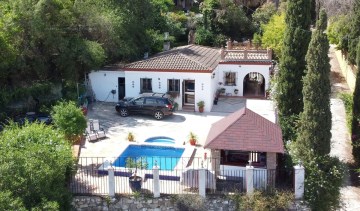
[296,9,331,159]
[276,0,311,141]
[347,0,360,65]
[351,40,360,164]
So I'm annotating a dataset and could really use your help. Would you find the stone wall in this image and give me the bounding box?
[72,195,236,211]
[72,195,309,211]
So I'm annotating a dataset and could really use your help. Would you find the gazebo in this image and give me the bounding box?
[204,107,284,171]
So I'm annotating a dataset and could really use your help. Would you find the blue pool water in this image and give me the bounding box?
[113,145,185,170]
[144,136,175,144]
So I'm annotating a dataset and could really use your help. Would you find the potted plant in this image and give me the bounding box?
[220,88,226,94]
[189,132,197,146]
[234,89,239,95]
[214,89,222,105]
[197,101,205,113]
[127,132,135,142]
[173,102,179,111]
[126,157,148,191]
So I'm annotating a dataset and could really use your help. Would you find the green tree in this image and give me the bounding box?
[303,155,345,211]
[261,13,286,59]
[0,191,26,211]
[51,101,87,143]
[276,0,311,141]
[327,14,352,54]
[199,0,254,42]
[351,40,360,164]
[295,9,331,159]
[252,2,277,32]
[0,122,73,210]
[347,0,360,65]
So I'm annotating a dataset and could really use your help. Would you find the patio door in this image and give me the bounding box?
[183,80,195,105]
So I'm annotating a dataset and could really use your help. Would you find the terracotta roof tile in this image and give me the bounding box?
[124,45,221,72]
[204,108,284,153]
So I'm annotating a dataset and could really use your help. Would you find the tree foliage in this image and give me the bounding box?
[288,10,344,210]
[351,40,360,164]
[51,101,87,142]
[347,0,360,65]
[0,122,73,210]
[276,0,312,141]
[0,0,174,98]
[198,0,254,43]
[260,13,286,59]
[252,2,277,32]
[327,15,352,52]
[295,9,331,159]
[303,155,345,211]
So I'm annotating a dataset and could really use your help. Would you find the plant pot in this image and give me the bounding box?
[129,176,142,191]
[213,99,218,105]
[199,107,204,113]
[234,90,238,95]
[189,139,196,146]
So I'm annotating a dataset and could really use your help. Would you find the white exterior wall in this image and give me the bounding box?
[125,71,213,112]
[88,71,125,102]
[216,64,271,96]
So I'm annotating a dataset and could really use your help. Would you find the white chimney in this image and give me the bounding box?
[163,42,170,51]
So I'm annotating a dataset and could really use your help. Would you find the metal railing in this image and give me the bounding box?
[69,157,293,196]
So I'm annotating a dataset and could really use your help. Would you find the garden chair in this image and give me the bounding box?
[85,121,98,142]
[91,119,106,139]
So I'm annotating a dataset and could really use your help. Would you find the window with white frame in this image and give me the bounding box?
[224,72,236,86]
[140,78,152,93]
[167,79,180,92]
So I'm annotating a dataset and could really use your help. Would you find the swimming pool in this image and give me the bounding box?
[144,136,175,144]
[113,145,185,170]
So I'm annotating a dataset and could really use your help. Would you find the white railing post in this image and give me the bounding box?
[108,166,115,197]
[199,168,206,198]
[153,165,160,198]
[246,165,254,195]
[294,165,305,199]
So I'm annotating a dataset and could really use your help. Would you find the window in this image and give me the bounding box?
[132,97,144,105]
[145,98,157,105]
[140,78,152,93]
[224,72,236,86]
[168,79,180,92]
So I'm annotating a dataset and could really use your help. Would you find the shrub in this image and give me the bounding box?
[339,92,353,133]
[195,26,214,46]
[0,191,26,211]
[231,190,294,211]
[0,122,74,210]
[304,155,345,211]
[172,194,206,211]
[51,101,87,143]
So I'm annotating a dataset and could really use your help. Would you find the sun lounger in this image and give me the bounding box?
[85,122,98,142]
[90,119,106,139]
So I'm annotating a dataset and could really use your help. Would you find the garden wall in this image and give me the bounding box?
[72,195,236,211]
[72,195,309,211]
[335,50,356,92]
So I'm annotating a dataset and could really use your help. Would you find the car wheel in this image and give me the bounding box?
[154,111,164,120]
[119,108,129,117]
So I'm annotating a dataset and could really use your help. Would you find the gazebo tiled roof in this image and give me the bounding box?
[204,107,284,153]
[123,45,221,72]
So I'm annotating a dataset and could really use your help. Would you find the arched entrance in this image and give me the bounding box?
[243,72,265,97]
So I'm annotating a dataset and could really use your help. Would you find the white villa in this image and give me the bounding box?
[88,43,274,112]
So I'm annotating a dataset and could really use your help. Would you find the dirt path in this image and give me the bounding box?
[329,45,360,211]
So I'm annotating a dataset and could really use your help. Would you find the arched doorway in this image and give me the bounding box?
[243,72,265,97]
